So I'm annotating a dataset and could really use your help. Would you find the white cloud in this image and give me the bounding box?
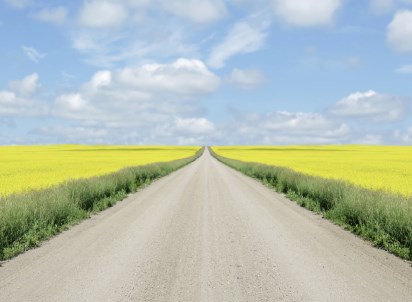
[0,73,47,117]
[90,70,112,89]
[22,46,46,63]
[228,68,265,89]
[71,32,102,53]
[395,64,412,73]
[50,58,220,144]
[261,111,346,133]
[353,134,383,145]
[34,126,109,144]
[79,1,128,28]
[387,10,412,52]
[228,111,349,145]
[115,58,220,96]
[5,0,31,9]
[394,127,412,143]
[8,73,39,96]
[175,117,215,135]
[56,93,90,111]
[34,6,68,26]
[71,1,223,67]
[208,18,269,68]
[330,90,407,122]
[272,0,342,27]
[0,91,47,117]
[161,0,227,24]
[71,24,198,68]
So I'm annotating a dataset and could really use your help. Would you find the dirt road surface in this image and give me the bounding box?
[1,149,411,301]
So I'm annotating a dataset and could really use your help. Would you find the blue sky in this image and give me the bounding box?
[0,0,412,145]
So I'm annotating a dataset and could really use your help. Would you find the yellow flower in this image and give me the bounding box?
[212,145,412,197]
[0,145,199,197]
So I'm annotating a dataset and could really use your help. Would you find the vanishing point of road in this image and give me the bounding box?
[1,149,411,301]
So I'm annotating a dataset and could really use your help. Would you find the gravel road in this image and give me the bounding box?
[1,149,411,301]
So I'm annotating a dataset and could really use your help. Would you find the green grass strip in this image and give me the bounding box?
[209,148,412,260]
[0,148,203,261]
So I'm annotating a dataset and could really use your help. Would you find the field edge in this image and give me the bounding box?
[0,148,204,261]
[209,147,412,261]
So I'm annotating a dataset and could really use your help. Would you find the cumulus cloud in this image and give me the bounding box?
[22,46,46,63]
[0,73,47,117]
[0,91,47,117]
[8,73,39,96]
[33,120,218,145]
[208,17,269,68]
[226,111,349,145]
[33,126,109,144]
[115,59,220,96]
[55,93,93,112]
[161,0,227,24]
[228,68,265,89]
[89,70,112,89]
[272,0,342,27]
[79,1,128,28]
[34,6,68,26]
[49,58,220,144]
[394,127,412,143]
[174,117,215,135]
[387,10,412,52]
[329,90,407,122]
[353,134,383,145]
[78,58,219,103]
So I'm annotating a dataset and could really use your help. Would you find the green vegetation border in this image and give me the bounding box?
[209,147,412,261]
[0,148,203,261]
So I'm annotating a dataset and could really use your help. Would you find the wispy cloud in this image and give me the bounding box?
[34,6,68,26]
[395,64,412,73]
[22,46,46,63]
[71,26,198,68]
[208,15,270,68]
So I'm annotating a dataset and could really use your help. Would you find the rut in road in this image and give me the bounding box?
[0,149,411,301]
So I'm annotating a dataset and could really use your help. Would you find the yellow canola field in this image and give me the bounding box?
[0,145,200,197]
[212,146,412,197]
